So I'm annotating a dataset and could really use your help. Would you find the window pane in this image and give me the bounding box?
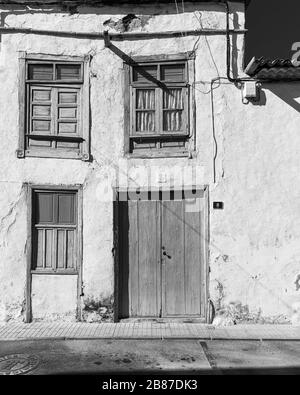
[57,194,75,224]
[133,65,157,82]
[136,112,155,132]
[28,64,53,80]
[163,88,183,109]
[161,64,185,81]
[135,89,155,133]
[35,193,54,223]
[163,110,183,131]
[56,64,81,80]
[136,89,155,109]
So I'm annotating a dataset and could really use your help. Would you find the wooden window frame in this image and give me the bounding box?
[25,184,83,322]
[124,52,196,158]
[29,185,82,274]
[18,53,90,161]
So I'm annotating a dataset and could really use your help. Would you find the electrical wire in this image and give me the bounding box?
[174,0,184,38]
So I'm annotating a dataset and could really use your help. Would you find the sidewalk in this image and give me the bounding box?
[0,322,299,341]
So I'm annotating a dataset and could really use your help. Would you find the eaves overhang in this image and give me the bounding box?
[245,56,300,81]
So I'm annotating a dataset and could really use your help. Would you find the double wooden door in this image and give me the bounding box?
[118,190,208,319]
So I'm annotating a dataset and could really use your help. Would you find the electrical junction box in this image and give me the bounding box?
[242,81,260,103]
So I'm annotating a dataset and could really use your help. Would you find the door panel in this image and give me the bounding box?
[161,200,185,316]
[128,200,160,317]
[184,199,202,315]
[161,199,202,316]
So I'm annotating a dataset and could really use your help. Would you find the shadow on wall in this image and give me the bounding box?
[247,83,300,110]
[266,83,300,113]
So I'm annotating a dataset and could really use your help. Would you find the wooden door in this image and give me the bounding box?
[118,198,161,318]
[118,190,207,319]
[161,198,204,317]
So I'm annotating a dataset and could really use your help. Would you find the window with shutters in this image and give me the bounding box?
[124,53,195,157]
[31,188,80,273]
[18,54,90,160]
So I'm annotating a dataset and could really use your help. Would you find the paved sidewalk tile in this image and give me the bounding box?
[0,322,299,340]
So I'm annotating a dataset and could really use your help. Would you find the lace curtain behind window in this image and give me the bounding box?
[136,89,155,132]
[163,88,183,132]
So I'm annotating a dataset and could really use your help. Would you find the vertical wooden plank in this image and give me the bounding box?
[52,229,58,270]
[51,87,58,149]
[81,56,90,161]
[113,195,120,322]
[118,200,128,318]
[131,87,136,137]
[57,229,66,269]
[202,186,209,321]
[25,184,32,322]
[156,86,161,135]
[161,200,185,316]
[156,200,162,317]
[17,52,26,159]
[187,57,196,151]
[184,198,202,315]
[124,63,131,154]
[65,230,68,269]
[128,200,139,316]
[136,200,159,316]
[42,228,46,269]
[76,186,83,320]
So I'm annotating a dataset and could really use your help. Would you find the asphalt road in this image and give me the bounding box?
[0,339,300,375]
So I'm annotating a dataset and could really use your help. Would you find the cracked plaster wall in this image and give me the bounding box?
[0,2,299,323]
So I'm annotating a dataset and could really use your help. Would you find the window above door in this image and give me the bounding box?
[124,53,196,158]
[17,53,90,161]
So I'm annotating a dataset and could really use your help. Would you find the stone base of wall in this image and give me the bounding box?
[82,295,114,322]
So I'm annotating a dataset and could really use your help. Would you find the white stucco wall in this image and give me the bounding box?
[0,1,299,323]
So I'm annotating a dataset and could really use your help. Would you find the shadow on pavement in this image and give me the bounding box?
[52,366,300,375]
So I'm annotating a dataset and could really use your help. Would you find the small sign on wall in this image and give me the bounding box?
[213,201,224,210]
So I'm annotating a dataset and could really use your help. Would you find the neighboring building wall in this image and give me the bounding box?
[0,1,299,324]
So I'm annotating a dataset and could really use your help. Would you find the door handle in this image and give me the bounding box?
[162,250,172,259]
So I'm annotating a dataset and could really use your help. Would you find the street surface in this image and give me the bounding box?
[0,339,300,375]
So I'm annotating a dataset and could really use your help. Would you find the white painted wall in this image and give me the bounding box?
[0,1,299,323]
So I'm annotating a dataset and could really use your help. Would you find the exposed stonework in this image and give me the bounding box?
[103,14,151,32]
[213,301,290,327]
[82,296,114,322]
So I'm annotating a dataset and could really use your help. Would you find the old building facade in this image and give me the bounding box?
[0,0,299,324]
